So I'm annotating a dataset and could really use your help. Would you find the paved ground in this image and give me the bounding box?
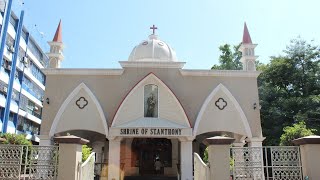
[124,176,177,180]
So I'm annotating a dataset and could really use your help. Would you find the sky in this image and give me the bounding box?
[10,0,320,69]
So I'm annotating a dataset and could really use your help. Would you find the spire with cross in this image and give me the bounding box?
[150,25,158,35]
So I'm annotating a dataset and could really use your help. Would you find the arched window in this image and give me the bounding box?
[247,60,255,71]
[144,84,158,118]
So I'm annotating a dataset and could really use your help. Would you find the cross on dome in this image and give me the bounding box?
[150,25,158,35]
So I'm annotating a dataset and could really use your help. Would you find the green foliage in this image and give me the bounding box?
[0,133,33,167]
[259,37,320,145]
[82,144,92,162]
[203,147,208,163]
[212,37,320,145]
[280,121,316,146]
[0,133,32,146]
[212,43,243,70]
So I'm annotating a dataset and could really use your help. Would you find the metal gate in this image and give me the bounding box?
[0,145,59,180]
[231,146,303,180]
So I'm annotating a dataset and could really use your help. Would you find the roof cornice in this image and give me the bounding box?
[180,69,261,78]
[43,68,124,75]
[119,61,185,68]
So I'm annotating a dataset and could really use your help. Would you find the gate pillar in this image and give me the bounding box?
[293,135,320,180]
[54,135,89,180]
[203,136,235,180]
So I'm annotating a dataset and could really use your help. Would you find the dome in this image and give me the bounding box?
[128,34,177,62]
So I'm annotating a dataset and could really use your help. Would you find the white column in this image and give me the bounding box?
[108,138,121,180]
[171,139,179,176]
[247,137,265,180]
[180,140,193,180]
[39,135,53,146]
[100,141,109,180]
[92,141,104,163]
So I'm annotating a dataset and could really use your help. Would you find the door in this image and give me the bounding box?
[132,138,172,176]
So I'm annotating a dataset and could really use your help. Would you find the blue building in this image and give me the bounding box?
[0,11,51,144]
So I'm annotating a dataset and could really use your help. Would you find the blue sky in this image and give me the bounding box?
[12,0,320,69]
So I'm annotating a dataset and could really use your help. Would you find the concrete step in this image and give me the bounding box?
[124,176,177,180]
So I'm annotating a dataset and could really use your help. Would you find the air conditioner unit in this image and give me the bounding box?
[21,56,29,67]
[34,106,39,111]
[22,56,29,64]
[7,45,14,53]
[4,64,11,70]
[3,86,7,93]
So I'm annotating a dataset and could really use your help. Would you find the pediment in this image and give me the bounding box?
[194,84,252,137]
[111,73,190,128]
[49,83,108,137]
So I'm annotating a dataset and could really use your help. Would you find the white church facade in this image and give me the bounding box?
[39,23,264,180]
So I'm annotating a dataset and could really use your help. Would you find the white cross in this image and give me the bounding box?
[76,97,88,109]
[215,98,227,110]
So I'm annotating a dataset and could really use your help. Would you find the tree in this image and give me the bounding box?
[0,133,32,146]
[82,144,92,162]
[259,38,320,145]
[212,44,243,70]
[280,121,316,146]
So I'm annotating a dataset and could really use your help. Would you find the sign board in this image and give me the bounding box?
[110,128,193,137]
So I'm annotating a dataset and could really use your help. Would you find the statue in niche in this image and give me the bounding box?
[146,93,156,117]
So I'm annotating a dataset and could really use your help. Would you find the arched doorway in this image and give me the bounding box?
[131,138,172,176]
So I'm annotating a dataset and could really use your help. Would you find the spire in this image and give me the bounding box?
[242,22,252,44]
[239,22,258,71]
[53,19,62,42]
[47,19,64,68]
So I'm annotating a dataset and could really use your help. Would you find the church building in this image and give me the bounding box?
[39,22,264,180]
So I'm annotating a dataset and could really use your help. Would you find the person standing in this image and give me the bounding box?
[154,158,162,175]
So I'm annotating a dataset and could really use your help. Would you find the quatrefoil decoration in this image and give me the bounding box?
[215,98,227,110]
[76,97,88,109]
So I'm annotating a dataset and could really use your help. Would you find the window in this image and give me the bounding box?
[6,35,14,50]
[9,15,17,29]
[247,60,255,71]
[27,100,35,115]
[17,116,25,131]
[21,29,28,41]
[30,61,45,85]
[19,95,28,111]
[144,84,158,118]
[8,113,14,122]
[22,76,44,100]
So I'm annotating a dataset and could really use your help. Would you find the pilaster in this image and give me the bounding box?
[108,137,122,180]
[179,139,193,180]
[39,135,53,146]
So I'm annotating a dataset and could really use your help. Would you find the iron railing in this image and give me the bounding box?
[231,146,303,180]
[0,145,59,180]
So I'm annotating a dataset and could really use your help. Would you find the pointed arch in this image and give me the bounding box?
[49,83,108,137]
[111,73,191,128]
[193,83,252,138]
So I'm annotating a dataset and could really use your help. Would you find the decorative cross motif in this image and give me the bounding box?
[150,25,158,35]
[76,97,88,109]
[215,98,227,110]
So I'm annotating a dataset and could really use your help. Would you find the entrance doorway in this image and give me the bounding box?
[132,138,172,176]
